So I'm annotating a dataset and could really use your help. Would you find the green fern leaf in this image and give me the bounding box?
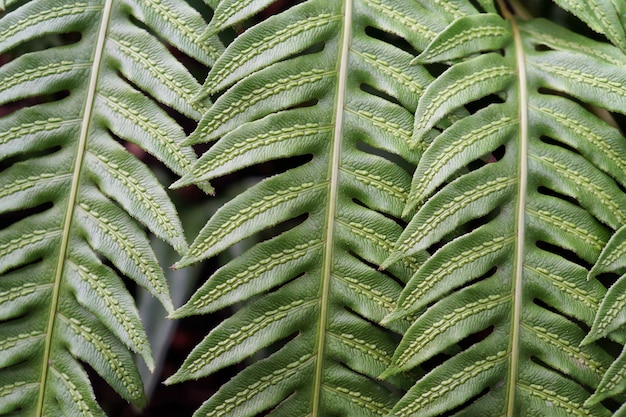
[550,0,626,53]
[0,0,218,415]
[582,224,626,404]
[164,0,480,415]
[586,225,626,343]
[382,8,626,417]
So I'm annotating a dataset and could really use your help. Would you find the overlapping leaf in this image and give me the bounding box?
[0,0,220,415]
[164,0,485,415]
[583,224,626,405]
[550,0,626,53]
[381,11,626,417]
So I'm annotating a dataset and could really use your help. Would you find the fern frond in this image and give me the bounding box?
[164,0,475,415]
[382,8,626,416]
[582,224,626,404]
[0,0,219,414]
[550,0,626,53]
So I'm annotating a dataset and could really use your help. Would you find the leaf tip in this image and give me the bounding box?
[410,55,424,66]
[172,177,215,196]
[163,367,192,386]
[378,367,399,380]
[580,333,599,347]
[381,310,403,326]
[172,261,185,270]
[379,253,402,271]
[198,181,216,196]
[587,265,600,281]
[163,374,178,386]
[142,351,156,373]
[168,304,192,320]
[584,393,602,408]
[173,254,196,270]
[171,176,194,190]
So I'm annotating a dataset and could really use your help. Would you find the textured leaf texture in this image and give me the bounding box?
[381,3,626,416]
[8,0,626,415]
[165,0,475,416]
[550,0,626,53]
[585,224,626,405]
[0,0,219,415]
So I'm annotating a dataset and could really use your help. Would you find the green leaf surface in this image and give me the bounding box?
[383,10,626,417]
[167,0,453,415]
[6,1,626,416]
[0,0,218,415]
[550,0,626,53]
[585,225,626,349]
[415,13,510,64]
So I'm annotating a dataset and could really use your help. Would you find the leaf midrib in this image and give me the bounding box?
[506,12,528,417]
[311,0,352,415]
[36,1,113,414]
